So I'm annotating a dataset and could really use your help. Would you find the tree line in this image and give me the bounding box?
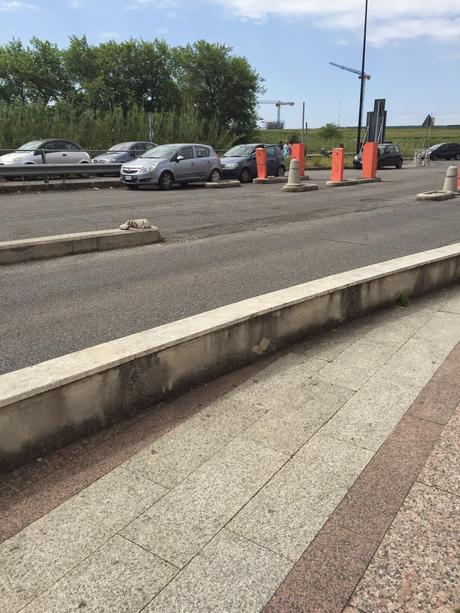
[0,37,262,149]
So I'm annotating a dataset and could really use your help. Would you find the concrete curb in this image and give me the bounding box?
[0,180,122,194]
[1,242,460,470]
[253,175,310,184]
[0,227,162,265]
[416,190,455,202]
[282,183,319,193]
[326,177,382,187]
[205,180,241,188]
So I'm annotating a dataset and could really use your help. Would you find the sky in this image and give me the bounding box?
[0,0,459,128]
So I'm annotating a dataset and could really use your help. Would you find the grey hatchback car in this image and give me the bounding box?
[220,143,285,182]
[120,143,222,189]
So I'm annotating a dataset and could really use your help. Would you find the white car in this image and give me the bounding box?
[0,139,91,166]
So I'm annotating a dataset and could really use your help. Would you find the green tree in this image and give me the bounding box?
[318,123,343,148]
[175,40,262,139]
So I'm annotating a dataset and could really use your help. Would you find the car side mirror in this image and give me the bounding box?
[130,150,136,158]
[176,155,185,162]
[251,153,256,159]
[34,150,41,156]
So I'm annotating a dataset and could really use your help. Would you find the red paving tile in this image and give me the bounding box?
[264,342,459,613]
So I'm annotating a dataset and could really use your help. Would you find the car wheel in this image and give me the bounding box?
[127,185,138,190]
[430,154,437,161]
[275,165,286,177]
[79,163,90,179]
[239,168,251,183]
[396,159,403,169]
[159,171,174,190]
[208,168,221,183]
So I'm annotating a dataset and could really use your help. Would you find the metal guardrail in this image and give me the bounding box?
[0,163,122,180]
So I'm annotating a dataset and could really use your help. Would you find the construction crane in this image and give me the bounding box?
[329,62,372,153]
[329,62,371,81]
[258,100,295,129]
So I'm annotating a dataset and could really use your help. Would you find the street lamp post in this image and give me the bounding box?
[356,0,369,156]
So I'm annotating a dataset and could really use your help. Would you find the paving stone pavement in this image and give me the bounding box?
[1,285,459,612]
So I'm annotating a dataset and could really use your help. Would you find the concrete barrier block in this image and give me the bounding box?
[205,180,240,188]
[1,242,460,470]
[0,228,162,265]
[416,191,455,202]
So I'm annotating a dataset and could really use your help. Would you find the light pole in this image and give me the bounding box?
[356,0,369,156]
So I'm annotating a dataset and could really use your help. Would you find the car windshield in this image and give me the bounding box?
[142,144,177,159]
[108,143,133,152]
[428,143,443,150]
[17,140,44,151]
[223,145,255,157]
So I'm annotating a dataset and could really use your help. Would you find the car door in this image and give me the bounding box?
[265,145,278,175]
[194,146,212,179]
[41,141,66,164]
[64,140,85,163]
[174,146,196,181]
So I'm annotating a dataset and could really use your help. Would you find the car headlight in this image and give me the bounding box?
[140,163,159,173]
[223,163,238,169]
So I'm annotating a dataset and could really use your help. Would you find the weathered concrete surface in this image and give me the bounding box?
[0,227,162,265]
[327,178,382,187]
[0,243,459,470]
[416,190,455,202]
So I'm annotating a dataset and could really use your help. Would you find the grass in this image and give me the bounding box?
[254,126,460,159]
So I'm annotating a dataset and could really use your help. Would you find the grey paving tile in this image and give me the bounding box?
[364,308,434,348]
[0,505,110,612]
[319,375,420,451]
[144,529,292,613]
[0,468,166,611]
[123,396,267,488]
[121,438,287,568]
[225,357,327,412]
[441,293,460,314]
[241,379,353,455]
[320,326,460,451]
[316,340,396,391]
[22,535,177,613]
[229,435,372,561]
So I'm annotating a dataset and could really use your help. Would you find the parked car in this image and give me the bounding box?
[425,142,460,161]
[220,143,285,182]
[92,141,157,164]
[0,139,91,166]
[120,143,222,190]
[353,143,403,169]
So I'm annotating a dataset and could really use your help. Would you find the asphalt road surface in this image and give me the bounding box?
[1,163,460,374]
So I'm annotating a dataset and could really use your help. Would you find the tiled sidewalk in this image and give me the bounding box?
[1,286,460,612]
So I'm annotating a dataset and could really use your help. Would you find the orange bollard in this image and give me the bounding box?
[331,147,345,182]
[362,142,378,179]
[457,167,460,191]
[291,143,305,177]
[255,147,267,179]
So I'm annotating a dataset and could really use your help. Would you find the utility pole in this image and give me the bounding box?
[356,0,369,155]
[301,102,305,144]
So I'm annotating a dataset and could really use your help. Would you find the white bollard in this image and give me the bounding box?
[282,159,306,193]
[443,166,458,193]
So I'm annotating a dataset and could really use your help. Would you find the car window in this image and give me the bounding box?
[179,146,194,159]
[266,146,277,158]
[42,141,60,151]
[196,146,210,158]
[64,141,81,151]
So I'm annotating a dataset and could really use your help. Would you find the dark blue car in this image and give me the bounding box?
[220,143,285,182]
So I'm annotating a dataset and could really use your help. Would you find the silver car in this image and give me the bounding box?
[120,143,222,190]
[0,139,91,166]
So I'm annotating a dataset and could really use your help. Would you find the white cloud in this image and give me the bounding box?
[212,0,460,44]
[0,0,36,11]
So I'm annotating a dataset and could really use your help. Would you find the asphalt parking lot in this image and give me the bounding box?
[1,162,459,374]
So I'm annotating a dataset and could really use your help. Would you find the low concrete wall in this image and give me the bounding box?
[1,243,459,470]
[0,227,162,265]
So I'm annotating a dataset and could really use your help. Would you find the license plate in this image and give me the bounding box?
[124,176,133,181]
